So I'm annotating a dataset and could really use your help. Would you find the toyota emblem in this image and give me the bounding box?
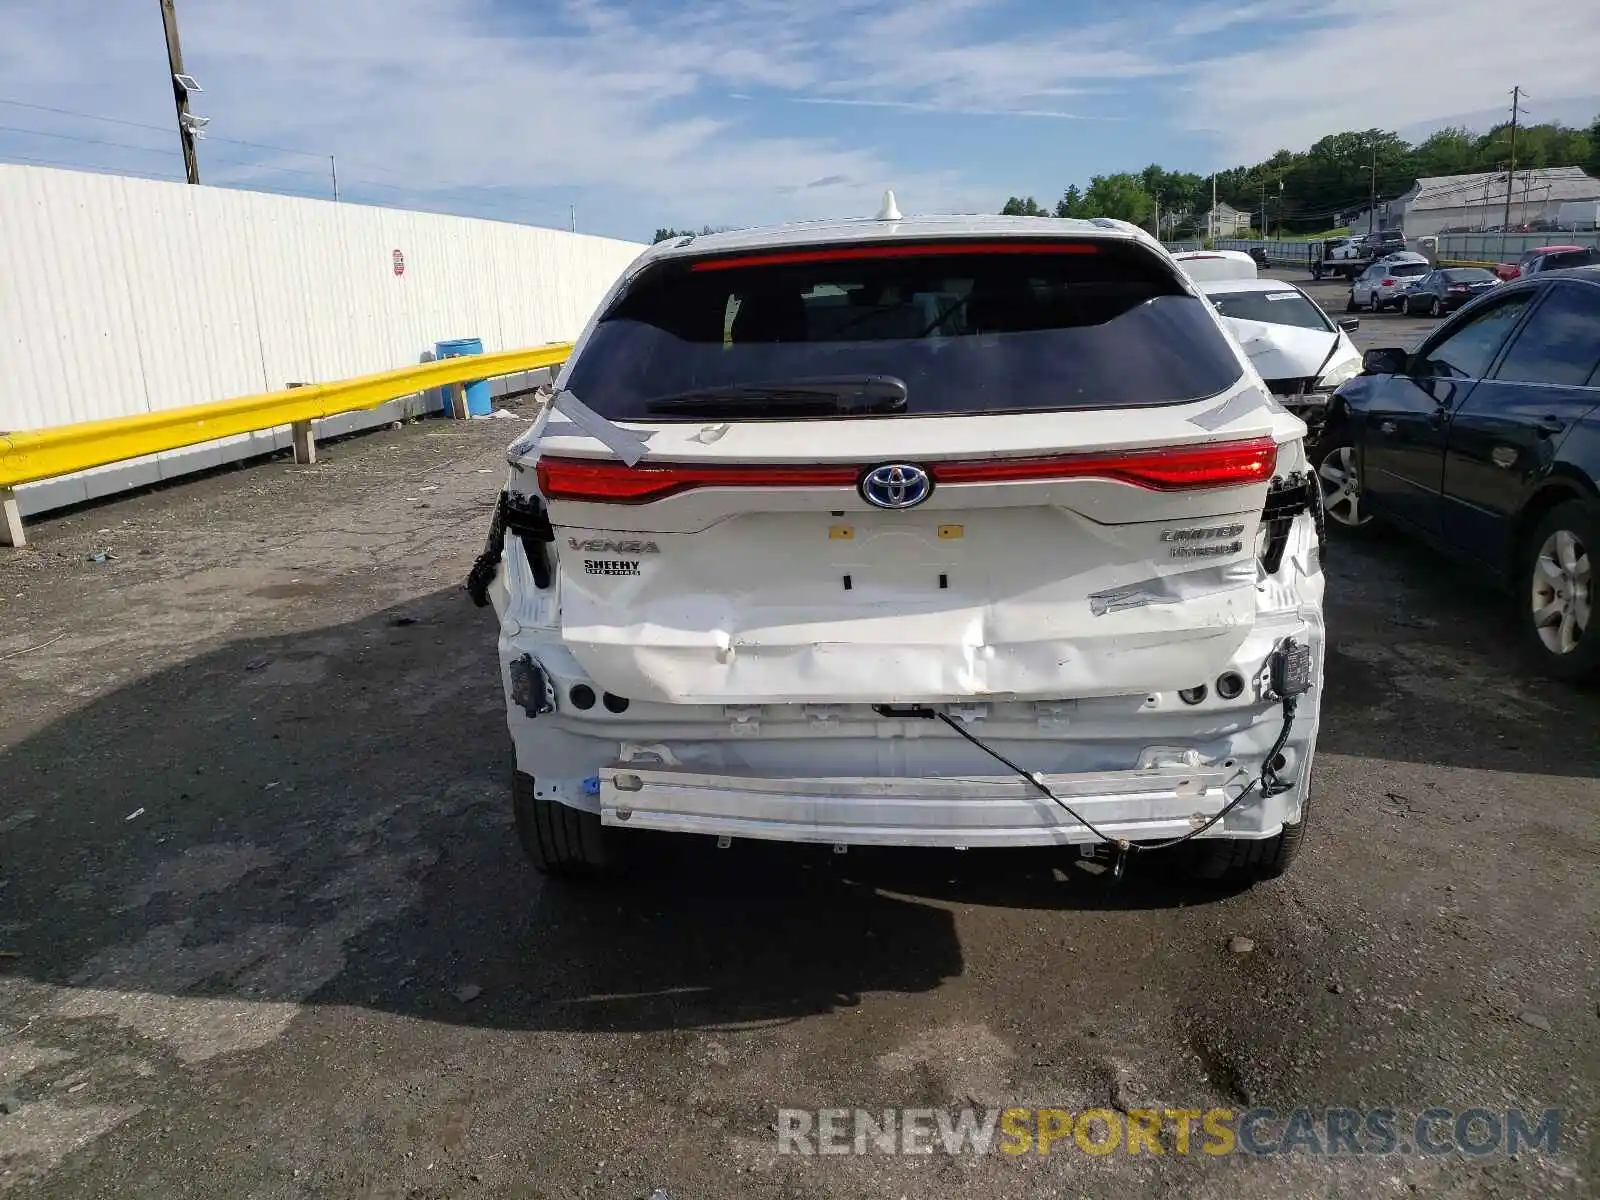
[860,463,932,509]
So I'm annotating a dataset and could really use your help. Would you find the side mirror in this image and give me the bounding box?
[1338,317,1360,332]
[1362,347,1407,375]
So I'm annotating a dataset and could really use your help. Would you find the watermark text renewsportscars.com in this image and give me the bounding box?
[776,1106,1563,1157]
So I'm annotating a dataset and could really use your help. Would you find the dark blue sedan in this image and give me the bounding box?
[1316,266,1600,679]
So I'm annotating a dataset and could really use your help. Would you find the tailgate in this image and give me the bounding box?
[532,405,1284,705]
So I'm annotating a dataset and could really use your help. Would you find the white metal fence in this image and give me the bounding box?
[1164,231,1600,271]
[0,164,646,516]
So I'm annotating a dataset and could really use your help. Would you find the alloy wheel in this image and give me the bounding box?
[1317,446,1370,527]
[1530,528,1591,656]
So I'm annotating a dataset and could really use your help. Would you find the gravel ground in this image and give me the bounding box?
[0,361,1595,1199]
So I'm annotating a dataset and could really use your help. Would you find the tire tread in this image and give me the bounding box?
[513,770,615,877]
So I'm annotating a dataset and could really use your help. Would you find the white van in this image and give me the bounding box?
[1170,249,1258,282]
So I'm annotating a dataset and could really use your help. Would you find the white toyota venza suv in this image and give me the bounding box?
[470,203,1327,886]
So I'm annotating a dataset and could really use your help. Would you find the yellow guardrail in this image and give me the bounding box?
[0,343,572,491]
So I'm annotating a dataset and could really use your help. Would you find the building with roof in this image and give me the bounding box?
[1198,202,1251,237]
[1378,166,1600,236]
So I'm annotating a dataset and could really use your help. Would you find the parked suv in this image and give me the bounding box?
[1349,254,1431,311]
[1365,229,1408,257]
[1497,244,1598,280]
[472,205,1327,884]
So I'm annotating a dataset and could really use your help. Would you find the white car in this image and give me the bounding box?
[1348,253,1431,312]
[1200,278,1363,442]
[1170,248,1258,282]
[471,203,1326,885]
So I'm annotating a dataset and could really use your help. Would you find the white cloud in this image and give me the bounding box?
[0,0,1166,236]
[1,0,1595,240]
[1181,0,1600,164]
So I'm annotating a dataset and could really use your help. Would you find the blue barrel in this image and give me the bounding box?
[435,337,491,417]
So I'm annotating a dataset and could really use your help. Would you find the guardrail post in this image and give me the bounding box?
[0,488,25,548]
[446,382,468,420]
[291,420,317,465]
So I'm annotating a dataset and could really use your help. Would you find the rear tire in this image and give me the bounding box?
[1345,290,1357,312]
[1185,797,1309,884]
[513,770,618,877]
[1516,500,1599,680]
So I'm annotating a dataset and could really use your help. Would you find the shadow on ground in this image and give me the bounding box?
[1315,525,1600,775]
[1,553,1595,1043]
[1,586,1237,1047]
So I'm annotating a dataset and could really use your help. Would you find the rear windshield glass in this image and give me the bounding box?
[1442,268,1496,282]
[1208,287,1332,331]
[1542,249,1596,270]
[1387,262,1429,277]
[563,241,1243,420]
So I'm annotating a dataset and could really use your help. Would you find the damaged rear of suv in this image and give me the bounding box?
[470,209,1326,885]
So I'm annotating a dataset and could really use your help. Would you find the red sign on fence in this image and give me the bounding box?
[392,249,405,276]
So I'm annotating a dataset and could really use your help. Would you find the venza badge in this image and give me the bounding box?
[860,463,932,510]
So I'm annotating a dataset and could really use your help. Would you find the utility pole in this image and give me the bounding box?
[1501,85,1522,259]
[569,203,576,233]
[330,155,339,201]
[158,0,200,185]
[1367,141,1377,235]
[1259,181,1266,240]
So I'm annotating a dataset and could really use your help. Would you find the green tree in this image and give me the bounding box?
[1081,173,1154,224]
[1054,185,1085,218]
[653,224,729,243]
[1413,127,1478,177]
[1589,115,1600,175]
[1001,196,1045,216]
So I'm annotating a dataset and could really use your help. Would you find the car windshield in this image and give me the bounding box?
[1541,249,1596,270]
[1208,287,1333,331]
[1442,268,1497,282]
[1386,263,1429,277]
[564,241,1244,419]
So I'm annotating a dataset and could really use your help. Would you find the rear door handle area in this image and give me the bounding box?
[1535,416,1566,437]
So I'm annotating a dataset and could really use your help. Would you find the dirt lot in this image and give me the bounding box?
[1,386,1596,1198]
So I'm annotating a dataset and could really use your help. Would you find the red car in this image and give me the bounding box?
[1495,244,1597,280]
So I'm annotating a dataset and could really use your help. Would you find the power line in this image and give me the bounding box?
[0,93,575,220]
[0,98,174,135]
[0,124,177,159]
[0,151,184,182]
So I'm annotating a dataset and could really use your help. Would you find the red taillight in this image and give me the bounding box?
[1449,285,1467,292]
[536,438,1278,504]
[1381,278,1396,286]
[537,458,859,504]
[931,438,1277,491]
[688,241,1101,271]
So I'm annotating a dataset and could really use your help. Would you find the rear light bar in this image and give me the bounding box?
[688,241,1101,272]
[536,438,1278,504]
[933,438,1277,491]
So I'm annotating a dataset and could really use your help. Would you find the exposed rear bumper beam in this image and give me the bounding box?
[592,762,1292,848]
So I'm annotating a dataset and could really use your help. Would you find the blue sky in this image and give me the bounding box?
[1,0,1597,243]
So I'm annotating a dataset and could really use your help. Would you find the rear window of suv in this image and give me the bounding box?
[1540,249,1597,271]
[563,240,1244,419]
